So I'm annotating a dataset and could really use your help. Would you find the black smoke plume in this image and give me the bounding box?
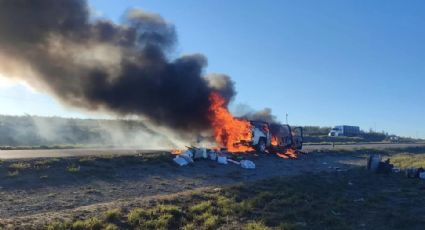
[0,0,235,131]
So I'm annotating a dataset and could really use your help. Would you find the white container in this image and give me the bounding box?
[217,156,228,164]
[241,160,255,169]
[173,156,188,166]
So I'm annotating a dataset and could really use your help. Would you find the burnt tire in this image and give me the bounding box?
[256,138,267,153]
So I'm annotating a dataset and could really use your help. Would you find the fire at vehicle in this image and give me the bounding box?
[208,92,303,158]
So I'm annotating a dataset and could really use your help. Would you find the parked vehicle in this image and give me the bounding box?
[328,125,360,137]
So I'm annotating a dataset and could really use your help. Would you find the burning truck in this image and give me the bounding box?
[209,92,303,158]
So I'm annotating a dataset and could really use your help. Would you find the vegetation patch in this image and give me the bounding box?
[7,170,19,177]
[67,164,80,173]
[8,162,31,171]
[390,153,425,169]
[34,158,60,170]
[41,168,425,230]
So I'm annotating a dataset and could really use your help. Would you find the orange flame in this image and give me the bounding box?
[271,136,278,146]
[276,148,298,159]
[171,149,183,155]
[208,92,254,152]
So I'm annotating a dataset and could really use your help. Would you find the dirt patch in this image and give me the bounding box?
[0,151,363,222]
[2,167,425,229]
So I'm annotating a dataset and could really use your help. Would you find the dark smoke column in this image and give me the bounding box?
[0,0,234,131]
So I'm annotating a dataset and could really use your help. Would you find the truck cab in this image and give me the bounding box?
[329,127,342,137]
[248,121,303,153]
[248,121,271,152]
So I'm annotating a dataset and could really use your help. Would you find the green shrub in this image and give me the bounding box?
[243,221,270,230]
[71,217,102,230]
[7,170,19,177]
[103,223,118,230]
[79,157,96,165]
[46,221,71,230]
[104,208,122,222]
[9,162,30,170]
[202,214,219,230]
[189,201,212,213]
[127,208,149,226]
[181,223,196,230]
[67,164,80,173]
[127,205,183,229]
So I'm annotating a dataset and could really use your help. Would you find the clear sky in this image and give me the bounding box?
[0,0,424,138]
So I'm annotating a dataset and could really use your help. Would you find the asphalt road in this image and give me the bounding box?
[1,143,424,160]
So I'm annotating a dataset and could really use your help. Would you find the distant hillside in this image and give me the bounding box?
[0,115,179,148]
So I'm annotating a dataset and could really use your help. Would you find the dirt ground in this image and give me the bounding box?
[0,150,366,226]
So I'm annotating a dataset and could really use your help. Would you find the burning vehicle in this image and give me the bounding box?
[209,91,303,158]
[236,120,303,154]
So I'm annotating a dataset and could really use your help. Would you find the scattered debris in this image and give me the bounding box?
[173,149,194,166]
[217,156,228,165]
[405,167,424,178]
[172,143,297,169]
[367,155,393,173]
[367,154,425,180]
[240,160,255,169]
[227,159,240,165]
[173,156,189,166]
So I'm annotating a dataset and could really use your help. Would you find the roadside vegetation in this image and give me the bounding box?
[390,154,425,169]
[0,115,422,149]
[43,168,425,230]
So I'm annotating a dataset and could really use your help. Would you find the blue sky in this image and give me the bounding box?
[0,0,424,138]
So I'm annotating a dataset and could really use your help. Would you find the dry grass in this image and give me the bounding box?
[66,164,80,173]
[389,153,425,169]
[43,168,425,230]
[8,162,31,171]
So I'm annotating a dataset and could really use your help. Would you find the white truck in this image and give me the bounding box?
[328,125,360,137]
[238,120,303,153]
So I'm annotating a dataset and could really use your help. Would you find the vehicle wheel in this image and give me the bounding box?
[256,138,266,153]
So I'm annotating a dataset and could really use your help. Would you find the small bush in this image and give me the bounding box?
[216,195,236,216]
[181,223,196,230]
[243,221,271,230]
[104,208,122,222]
[67,164,80,173]
[79,157,96,165]
[189,201,212,214]
[9,162,30,170]
[127,205,183,229]
[8,170,19,177]
[103,223,118,230]
[127,208,149,226]
[46,221,71,230]
[202,214,219,230]
[72,217,102,230]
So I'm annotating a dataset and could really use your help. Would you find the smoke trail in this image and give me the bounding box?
[0,0,234,131]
